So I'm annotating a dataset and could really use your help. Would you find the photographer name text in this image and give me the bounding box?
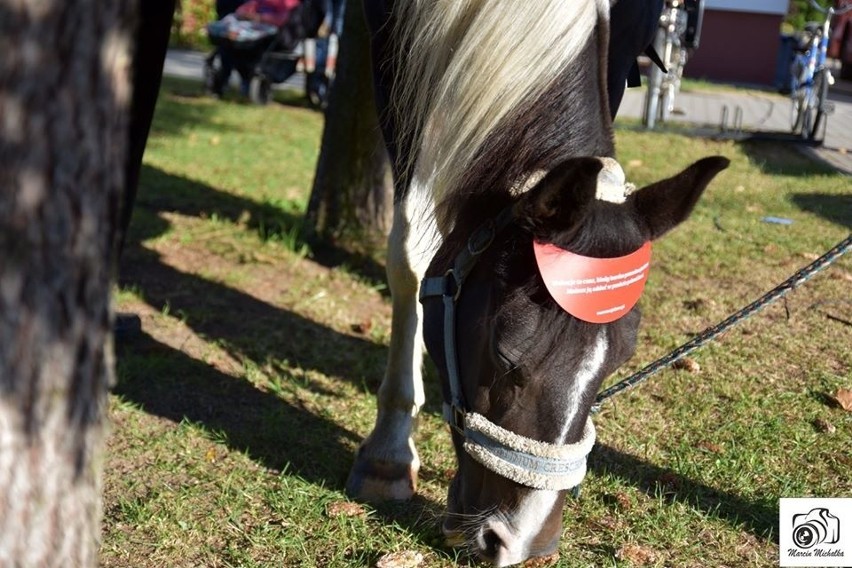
[787,549,845,558]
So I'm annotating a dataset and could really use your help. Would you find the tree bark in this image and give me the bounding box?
[306,0,392,245]
[0,1,134,565]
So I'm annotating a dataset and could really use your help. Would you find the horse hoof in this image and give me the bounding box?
[346,457,417,502]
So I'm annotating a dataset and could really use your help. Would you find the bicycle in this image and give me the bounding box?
[643,0,704,129]
[789,0,852,142]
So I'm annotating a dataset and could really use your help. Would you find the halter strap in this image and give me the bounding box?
[420,205,515,415]
[419,204,597,491]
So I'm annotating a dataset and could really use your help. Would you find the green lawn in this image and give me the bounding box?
[104,77,851,567]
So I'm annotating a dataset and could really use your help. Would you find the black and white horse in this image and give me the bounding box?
[345,1,728,565]
[126,1,727,565]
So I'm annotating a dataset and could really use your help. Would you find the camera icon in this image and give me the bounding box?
[792,508,841,549]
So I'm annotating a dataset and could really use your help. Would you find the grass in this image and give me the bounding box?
[105,76,852,567]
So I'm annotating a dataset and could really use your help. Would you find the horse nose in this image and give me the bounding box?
[476,520,519,567]
[479,526,505,559]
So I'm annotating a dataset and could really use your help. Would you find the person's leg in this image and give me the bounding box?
[233,49,254,97]
[115,1,176,337]
[119,0,177,257]
[214,45,237,96]
[607,0,664,117]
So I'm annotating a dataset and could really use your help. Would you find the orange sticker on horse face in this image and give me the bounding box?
[533,241,651,323]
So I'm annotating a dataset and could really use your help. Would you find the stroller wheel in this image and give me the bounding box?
[249,75,272,105]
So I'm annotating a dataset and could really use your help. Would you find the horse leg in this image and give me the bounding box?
[346,196,436,501]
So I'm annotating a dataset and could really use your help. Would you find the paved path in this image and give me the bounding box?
[618,81,852,175]
[164,49,852,175]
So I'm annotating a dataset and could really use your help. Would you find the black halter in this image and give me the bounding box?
[419,205,596,491]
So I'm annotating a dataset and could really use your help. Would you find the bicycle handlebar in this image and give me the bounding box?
[808,0,852,15]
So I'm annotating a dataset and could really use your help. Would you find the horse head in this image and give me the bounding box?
[422,155,728,566]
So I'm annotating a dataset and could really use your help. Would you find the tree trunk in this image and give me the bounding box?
[0,1,134,565]
[306,0,392,245]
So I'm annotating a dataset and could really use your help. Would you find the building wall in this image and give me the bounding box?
[685,10,786,86]
[703,0,788,15]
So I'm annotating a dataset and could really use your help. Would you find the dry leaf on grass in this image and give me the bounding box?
[696,440,723,454]
[672,357,700,373]
[522,551,560,567]
[325,501,367,518]
[351,320,373,335]
[829,270,852,283]
[614,491,633,510]
[813,418,836,434]
[376,550,423,568]
[595,516,621,531]
[656,472,681,491]
[616,543,658,566]
[832,388,852,411]
[683,298,709,311]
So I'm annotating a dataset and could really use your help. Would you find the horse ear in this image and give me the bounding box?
[517,157,604,237]
[629,156,730,240]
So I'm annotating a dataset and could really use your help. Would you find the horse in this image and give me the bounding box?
[125,1,727,565]
[345,1,729,565]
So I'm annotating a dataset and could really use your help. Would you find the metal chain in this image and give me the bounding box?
[591,233,852,413]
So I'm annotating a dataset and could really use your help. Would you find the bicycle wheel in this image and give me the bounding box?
[643,28,668,129]
[808,70,829,142]
[644,66,662,129]
[792,90,810,135]
[661,47,686,123]
[790,89,804,133]
[797,74,826,140]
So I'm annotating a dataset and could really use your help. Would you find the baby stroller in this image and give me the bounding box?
[204,0,336,107]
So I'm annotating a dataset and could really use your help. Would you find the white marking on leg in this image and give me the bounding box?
[362,188,441,469]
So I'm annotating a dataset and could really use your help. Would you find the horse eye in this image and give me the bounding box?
[491,313,537,377]
[495,346,518,370]
[494,339,531,381]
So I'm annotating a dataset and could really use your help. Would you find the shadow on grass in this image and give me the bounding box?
[136,164,388,289]
[114,331,448,553]
[118,166,450,547]
[590,444,777,541]
[120,245,388,390]
[115,330,361,483]
[738,139,840,177]
[147,76,249,141]
[789,192,852,230]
